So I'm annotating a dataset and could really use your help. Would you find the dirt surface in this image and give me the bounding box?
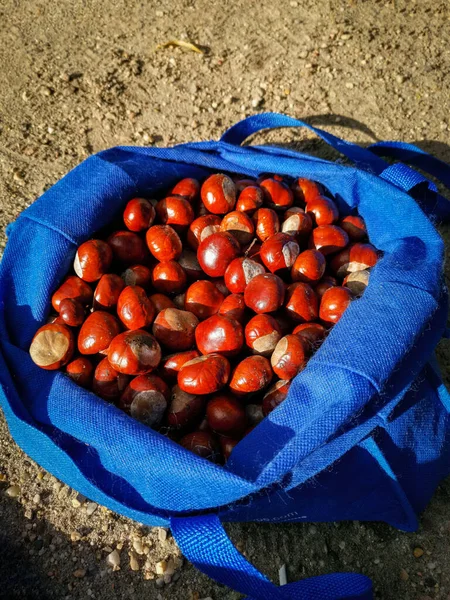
[1,1,450,599]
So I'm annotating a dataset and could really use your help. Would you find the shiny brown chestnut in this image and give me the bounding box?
[123,197,156,232]
[94,274,125,310]
[173,292,186,310]
[306,195,339,226]
[291,249,326,284]
[58,298,85,327]
[244,273,285,314]
[30,324,75,370]
[51,276,93,312]
[245,314,282,356]
[252,208,280,242]
[121,264,152,289]
[108,330,162,375]
[149,293,176,313]
[167,385,205,430]
[236,186,264,213]
[235,178,257,194]
[281,207,313,238]
[224,257,265,295]
[92,357,129,401]
[160,350,201,379]
[197,232,241,278]
[262,380,291,416]
[151,260,187,295]
[271,334,306,380]
[218,293,246,323]
[285,282,319,323]
[260,178,294,210]
[329,243,378,278]
[201,173,236,214]
[291,178,323,205]
[339,215,367,241]
[65,357,94,388]
[187,215,221,250]
[220,211,255,246]
[180,431,220,462]
[319,286,353,326]
[309,225,349,256]
[177,250,205,280]
[213,278,231,297]
[343,269,370,296]
[260,233,300,273]
[184,280,224,320]
[195,314,244,357]
[220,436,240,461]
[177,354,230,395]
[206,394,247,437]
[78,311,121,355]
[73,239,112,282]
[119,374,170,428]
[229,355,273,397]
[108,231,148,265]
[314,275,338,299]
[292,322,327,355]
[145,225,183,262]
[117,285,155,330]
[170,177,200,202]
[156,196,195,231]
[152,308,199,351]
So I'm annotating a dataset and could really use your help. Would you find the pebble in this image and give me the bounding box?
[107,550,121,571]
[129,553,140,571]
[163,574,172,584]
[70,532,81,542]
[0,473,8,482]
[339,541,346,550]
[132,540,144,555]
[155,560,167,575]
[85,502,97,516]
[6,485,21,497]
[414,547,424,558]
[395,74,405,84]
[158,528,168,542]
[33,494,41,504]
[73,569,86,578]
[37,471,45,480]
[345,82,354,89]
[155,577,165,588]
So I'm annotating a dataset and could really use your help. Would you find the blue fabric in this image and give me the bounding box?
[1,112,450,599]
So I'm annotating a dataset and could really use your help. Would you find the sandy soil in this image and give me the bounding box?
[1,1,450,599]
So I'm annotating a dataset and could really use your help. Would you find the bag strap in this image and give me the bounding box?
[171,514,373,600]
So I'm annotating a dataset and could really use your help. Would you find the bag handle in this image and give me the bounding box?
[171,514,373,600]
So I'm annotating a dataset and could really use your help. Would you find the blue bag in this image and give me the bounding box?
[1,113,450,599]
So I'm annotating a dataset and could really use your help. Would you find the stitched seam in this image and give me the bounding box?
[21,215,78,246]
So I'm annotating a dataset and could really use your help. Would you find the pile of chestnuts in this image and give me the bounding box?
[29,172,379,463]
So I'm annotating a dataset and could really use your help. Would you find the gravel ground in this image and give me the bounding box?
[1,1,450,599]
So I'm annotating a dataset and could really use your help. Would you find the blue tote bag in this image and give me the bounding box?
[1,113,450,599]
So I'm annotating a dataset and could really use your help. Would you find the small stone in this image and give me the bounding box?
[155,9,164,16]
[37,472,45,480]
[0,474,7,482]
[73,569,86,578]
[107,550,121,571]
[339,541,346,550]
[345,82,354,89]
[414,547,424,558]
[6,485,21,497]
[33,494,41,504]
[290,0,298,5]
[395,74,405,84]
[165,559,175,576]
[116,542,124,551]
[163,574,172,584]
[71,532,81,542]
[129,553,140,571]
[144,571,155,580]
[24,509,33,520]
[158,528,168,542]
[155,560,167,575]
[132,540,144,555]
[155,577,165,588]
[308,525,317,535]
[85,502,97,516]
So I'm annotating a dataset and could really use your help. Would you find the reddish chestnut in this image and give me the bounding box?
[178,250,205,280]
[187,215,221,250]
[220,211,255,245]
[149,293,176,313]
[244,273,285,314]
[119,374,170,428]
[146,225,182,261]
[285,282,319,323]
[229,355,273,397]
[108,330,162,375]
[178,354,230,395]
[220,437,240,461]
[306,195,339,226]
[329,243,378,278]
[339,215,367,241]
[291,178,323,205]
[343,269,370,296]
[152,308,199,351]
[151,260,187,295]
[180,431,220,462]
[65,357,94,388]
[235,178,257,194]
[108,231,148,265]
[167,385,205,430]
[201,173,236,214]
[252,208,280,242]
[195,314,244,357]
[291,249,326,284]
[245,403,265,426]
[224,257,265,294]
[73,239,112,282]
[213,278,230,297]
[173,292,186,310]
[314,275,338,299]
[117,285,155,330]
[161,350,200,379]
[218,293,246,323]
[30,324,74,370]
[59,298,85,327]
[78,311,121,355]
[236,186,264,213]
[185,280,224,320]
[245,314,282,356]
[281,207,313,238]
[206,394,247,437]
[51,276,93,312]
[121,264,152,289]
[292,322,327,354]
[260,233,300,273]
[260,178,293,210]
[123,197,156,232]
[319,286,353,326]
[93,357,129,401]
[262,380,291,415]
[271,334,306,380]
[197,232,241,278]
[170,177,200,202]
[310,225,349,256]
[156,196,195,230]
[94,274,125,310]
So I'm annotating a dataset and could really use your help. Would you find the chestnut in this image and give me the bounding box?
[271,334,306,380]
[30,323,74,370]
[319,286,353,326]
[177,250,205,280]
[187,215,221,250]
[149,293,176,313]
[245,314,282,356]
[235,178,257,194]
[201,173,236,214]
[236,186,264,213]
[156,196,195,230]
[244,273,285,314]
[291,249,326,284]
[51,275,93,312]
[291,178,323,205]
[260,232,300,273]
[121,264,152,289]
[170,177,200,202]
[273,312,294,336]
[224,257,265,294]
[292,322,327,355]
[339,215,367,241]
[195,314,244,357]
[177,354,230,395]
[281,207,313,238]
[184,280,224,320]
[93,357,129,401]
[180,431,220,462]
[260,178,293,210]
[59,298,85,327]
[306,195,339,226]
[343,269,370,296]
[117,285,155,330]
[65,357,94,388]
[173,292,186,309]
[119,374,170,428]
[197,232,241,278]
[151,260,187,295]
[206,394,247,437]
[73,239,112,282]
[78,311,121,355]
[213,278,231,297]
[167,385,205,430]
[309,225,349,256]
[252,208,280,242]
[145,225,182,262]
[329,243,378,278]
[229,355,273,397]
[219,210,255,246]
[108,231,148,265]
[220,436,240,461]
[152,308,198,351]
[314,275,338,299]
[245,403,265,426]
[262,380,291,416]
[218,293,246,323]
[108,330,162,375]
[94,273,125,310]
[123,197,156,232]
[285,282,319,323]
[160,350,200,379]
